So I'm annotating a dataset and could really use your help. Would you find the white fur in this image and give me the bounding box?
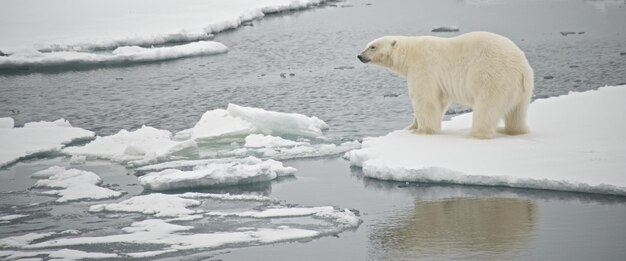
[359,31,534,139]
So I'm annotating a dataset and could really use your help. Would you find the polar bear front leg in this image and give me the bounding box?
[407,79,446,135]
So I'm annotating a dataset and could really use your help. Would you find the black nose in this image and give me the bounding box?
[357,55,370,63]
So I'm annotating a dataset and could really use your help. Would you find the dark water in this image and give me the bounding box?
[1,0,626,260]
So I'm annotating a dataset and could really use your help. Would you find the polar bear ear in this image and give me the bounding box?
[391,39,397,47]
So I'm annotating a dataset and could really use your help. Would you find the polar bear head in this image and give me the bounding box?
[357,36,398,67]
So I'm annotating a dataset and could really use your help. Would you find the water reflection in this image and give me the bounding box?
[369,197,537,260]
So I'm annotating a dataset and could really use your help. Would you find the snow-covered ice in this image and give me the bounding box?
[0,41,227,68]
[89,193,201,217]
[63,126,198,165]
[138,157,296,191]
[0,118,94,168]
[227,104,329,138]
[31,166,123,202]
[346,86,626,196]
[0,0,329,67]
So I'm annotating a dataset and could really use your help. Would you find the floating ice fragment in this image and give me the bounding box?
[347,86,626,196]
[0,119,94,167]
[31,166,123,202]
[89,193,201,217]
[0,41,228,68]
[63,126,198,165]
[138,157,296,191]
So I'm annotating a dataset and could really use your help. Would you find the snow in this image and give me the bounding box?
[227,103,329,138]
[31,167,123,202]
[0,0,329,65]
[346,86,626,196]
[63,126,197,165]
[0,41,227,68]
[138,157,296,191]
[0,118,94,168]
[89,193,201,217]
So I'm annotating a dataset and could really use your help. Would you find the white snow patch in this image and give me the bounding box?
[0,118,94,167]
[63,126,197,165]
[31,166,123,202]
[227,104,329,138]
[89,193,201,217]
[0,41,226,68]
[138,157,295,191]
[346,86,626,196]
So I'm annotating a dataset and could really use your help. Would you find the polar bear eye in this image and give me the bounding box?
[370,46,376,50]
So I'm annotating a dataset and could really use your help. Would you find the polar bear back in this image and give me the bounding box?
[393,32,533,106]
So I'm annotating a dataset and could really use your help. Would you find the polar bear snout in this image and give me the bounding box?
[357,54,370,63]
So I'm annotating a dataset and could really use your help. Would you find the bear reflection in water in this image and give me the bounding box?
[369,198,537,259]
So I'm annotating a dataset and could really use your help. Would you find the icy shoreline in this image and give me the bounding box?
[346,86,626,196]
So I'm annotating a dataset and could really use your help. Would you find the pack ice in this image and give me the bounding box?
[0,118,94,168]
[346,86,626,196]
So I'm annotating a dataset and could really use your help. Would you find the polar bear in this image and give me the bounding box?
[358,31,534,139]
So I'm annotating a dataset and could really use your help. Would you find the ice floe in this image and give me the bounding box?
[58,104,354,170]
[0,118,94,168]
[346,86,626,196]
[63,126,198,165]
[0,0,329,67]
[0,41,227,68]
[31,166,123,202]
[89,193,201,217]
[138,157,296,191]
